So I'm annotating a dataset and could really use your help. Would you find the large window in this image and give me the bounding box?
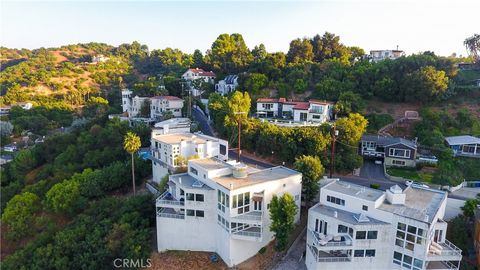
[217,190,229,213]
[356,231,366,239]
[195,194,204,202]
[389,148,411,158]
[326,195,345,206]
[190,167,198,175]
[367,231,378,239]
[395,222,426,251]
[232,192,250,214]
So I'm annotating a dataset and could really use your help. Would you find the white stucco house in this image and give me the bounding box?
[152,118,191,136]
[305,179,462,270]
[156,157,302,267]
[369,49,405,62]
[182,68,216,84]
[149,132,229,182]
[215,75,239,95]
[150,96,184,120]
[256,98,334,124]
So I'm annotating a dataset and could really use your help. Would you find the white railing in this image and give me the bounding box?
[427,261,458,270]
[443,239,462,254]
[308,245,351,262]
[156,209,185,219]
[231,211,263,222]
[156,191,184,206]
[310,230,352,247]
[232,230,261,238]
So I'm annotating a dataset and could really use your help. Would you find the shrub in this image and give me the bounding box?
[370,184,381,189]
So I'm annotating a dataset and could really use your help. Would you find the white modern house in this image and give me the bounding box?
[215,75,239,95]
[0,102,33,115]
[152,118,191,136]
[150,96,184,120]
[91,54,110,63]
[182,68,216,84]
[370,49,405,62]
[156,157,302,267]
[305,179,462,270]
[256,98,334,124]
[121,89,184,120]
[149,133,229,182]
[445,135,480,158]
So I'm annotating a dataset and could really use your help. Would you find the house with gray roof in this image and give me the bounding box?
[445,135,480,158]
[360,135,417,167]
[215,75,239,95]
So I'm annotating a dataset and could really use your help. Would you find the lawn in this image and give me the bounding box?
[386,167,434,183]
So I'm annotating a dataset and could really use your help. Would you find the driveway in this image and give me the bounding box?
[359,160,389,181]
[192,106,214,136]
[270,229,307,270]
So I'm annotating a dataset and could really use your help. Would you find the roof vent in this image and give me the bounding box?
[232,163,248,178]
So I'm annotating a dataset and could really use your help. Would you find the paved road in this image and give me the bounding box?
[270,229,307,270]
[359,160,389,181]
[192,106,214,136]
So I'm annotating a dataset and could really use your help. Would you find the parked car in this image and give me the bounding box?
[405,180,429,188]
[374,160,383,165]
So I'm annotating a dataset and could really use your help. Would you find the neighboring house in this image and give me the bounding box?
[305,179,462,270]
[152,118,191,136]
[3,143,17,152]
[149,132,228,182]
[360,135,417,167]
[150,96,184,120]
[369,50,405,62]
[121,89,184,120]
[156,157,302,267]
[0,154,13,166]
[182,68,216,84]
[0,102,33,115]
[91,54,110,63]
[256,98,334,124]
[215,75,239,95]
[445,135,480,158]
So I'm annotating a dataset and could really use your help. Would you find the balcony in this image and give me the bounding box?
[230,211,263,225]
[309,230,353,250]
[427,240,462,261]
[231,226,262,241]
[307,244,352,262]
[426,260,459,270]
[156,191,185,207]
[156,207,185,219]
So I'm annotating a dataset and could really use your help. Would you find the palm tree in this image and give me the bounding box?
[123,132,141,195]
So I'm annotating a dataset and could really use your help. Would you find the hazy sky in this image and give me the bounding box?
[1,0,479,56]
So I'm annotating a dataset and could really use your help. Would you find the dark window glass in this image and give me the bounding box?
[397,231,405,239]
[354,250,364,257]
[367,231,377,239]
[407,225,416,234]
[407,233,415,242]
[365,249,376,257]
[356,231,366,239]
[338,225,348,233]
[393,251,402,260]
[196,194,204,202]
[186,193,194,201]
[362,205,368,211]
[196,210,204,217]
[397,223,406,231]
[187,209,194,216]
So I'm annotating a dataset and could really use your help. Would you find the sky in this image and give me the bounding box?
[1,0,479,57]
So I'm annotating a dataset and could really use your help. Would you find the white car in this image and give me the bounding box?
[405,180,429,188]
[374,160,383,165]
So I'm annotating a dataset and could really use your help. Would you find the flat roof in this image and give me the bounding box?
[170,173,213,190]
[379,186,446,223]
[323,180,385,202]
[153,133,220,145]
[310,204,389,226]
[189,158,233,171]
[445,135,480,145]
[213,166,301,190]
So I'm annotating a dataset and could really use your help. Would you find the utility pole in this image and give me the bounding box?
[330,123,338,178]
[233,111,247,163]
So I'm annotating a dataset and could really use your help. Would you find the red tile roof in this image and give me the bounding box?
[257,98,278,103]
[188,68,215,77]
[292,102,310,110]
[309,99,334,105]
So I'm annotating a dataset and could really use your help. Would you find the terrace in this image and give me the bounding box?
[307,244,352,262]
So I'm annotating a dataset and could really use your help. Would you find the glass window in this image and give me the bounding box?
[365,249,375,257]
[349,228,353,237]
[187,209,194,216]
[180,189,184,196]
[395,239,404,247]
[367,231,377,239]
[190,167,198,175]
[244,192,249,205]
[196,210,204,217]
[354,250,364,257]
[417,228,425,237]
[356,231,366,239]
[186,193,194,201]
[407,233,415,242]
[393,251,402,260]
[338,225,348,233]
[416,237,425,245]
[362,205,368,211]
[195,194,204,202]
[238,194,244,207]
[397,223,406,231]
[403,255,412,264]
[226,195,229,207]
[408,225,416,234]
[397,231,405,239]
[405,242,414,251]
[413,259,423,268]
[233,195,237,208]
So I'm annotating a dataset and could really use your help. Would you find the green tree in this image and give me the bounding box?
[139,99,151,118]
[461,198,479,218]
[2,192,40,240]
[311,32,351,64]
[464,33,480,63]
[294,155,325,206]
[123,132,141,195]
[239,73,268,96]
[45,180,85,215]
[224,91,251,128]
[10,149,37,182]
[335,91,365,116]
[192,49,204,68]
[287,38,313,64]
[206,33,253,73]
[269,193,298,251]
[336,113,368,145]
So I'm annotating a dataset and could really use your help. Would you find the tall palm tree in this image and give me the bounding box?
[123,132,141,195]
